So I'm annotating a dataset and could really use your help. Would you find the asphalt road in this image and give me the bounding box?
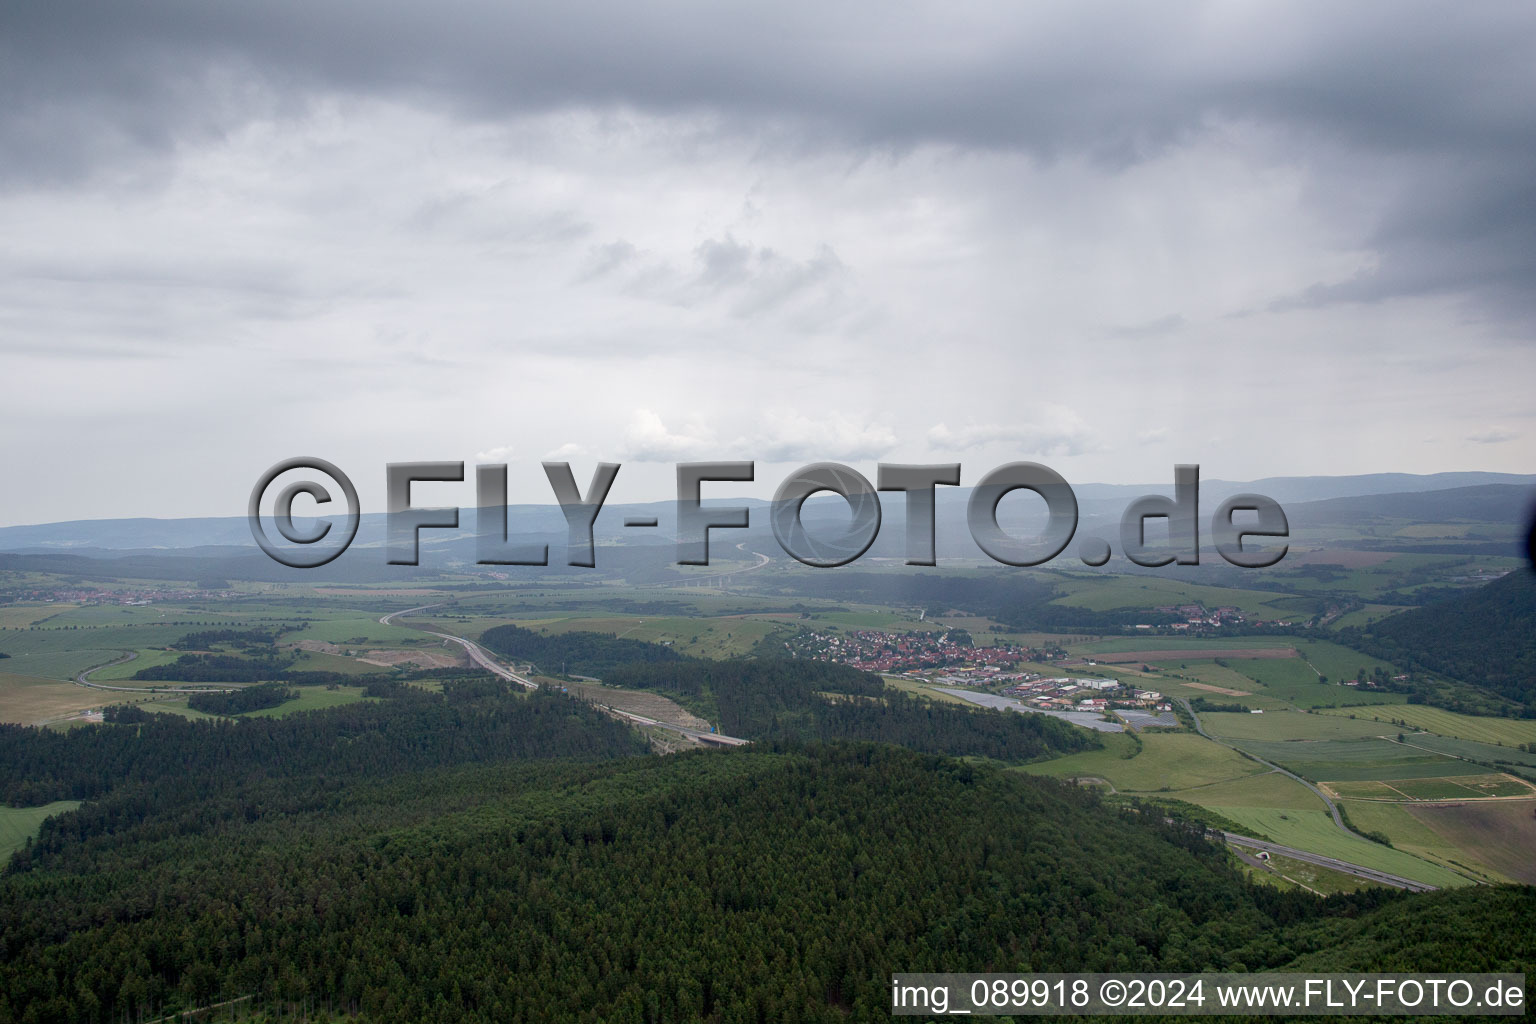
[380,603,749,745]
[1220,831,1438,892]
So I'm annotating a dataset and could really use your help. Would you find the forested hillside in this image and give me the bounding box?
[5,737,1532,1022]
[604,659,1100,761]
[480,623,686,676]
[0,679,647,807]
[1342,571,1536,712]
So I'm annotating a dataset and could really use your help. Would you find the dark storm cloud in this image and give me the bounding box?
[3,2,1534,322]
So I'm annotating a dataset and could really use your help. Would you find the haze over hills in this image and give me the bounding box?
[2,471,1532,556]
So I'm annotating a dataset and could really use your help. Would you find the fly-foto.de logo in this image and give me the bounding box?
[248,459,1288,571]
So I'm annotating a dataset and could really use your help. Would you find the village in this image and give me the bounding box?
[781,627,1041,674]
[783,626,1176,719]
[5,585,243,607]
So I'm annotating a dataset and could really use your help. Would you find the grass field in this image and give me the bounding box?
[1239,737,1469,782]
[240,686,376,718]
[1328,604,1410,630]
[0,672,114,725]
[1383,733,1536,781]
[1315,705,1536,747]
[151,685,376,720]
[292,616,424,646]
[0,648,127,681]
[1080,636,1297,654]
[1209,806,1470,888]
[1200,710,1391,743]
[92,648,184,680]
[1240,851,1374,895]
[1292,638,1400,683]
[290,649,386,675]
[0,801,81,860]
[1051,577,1308,619]
[882,675,976,706]
[1224,657,1404,709]
[502,614,784,659]
[1164,769,1325,810]
[1020,731,1266,792]
[0,604,81,628]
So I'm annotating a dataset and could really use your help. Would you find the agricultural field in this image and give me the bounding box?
[1327,775,1533,800]
[1028,735,1471,890]
[0,647,129,682]
[1222,656,1404,709]
[1050,576,1312,620]
[91,648,184,680]
[1403,799,1536,885]
[1237,736,1469,783]
[289,615,424,647]
[1163,768,1324,811]
[0,604,81,628]
[495,613,785,659]
[1291,638,1401,684]
[1316,704,1536,747]
[0,672,112,725]
[559,680,713,732]
[0,801,81,861]
[1199,710,1390,743]
[1020,731,1266,793]
[1079,636,1297,655]
[1381,732,1536,781]
[1334,799,1502,883]
[1328,604,1410,629]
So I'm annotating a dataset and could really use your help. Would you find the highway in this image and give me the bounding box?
[1219,831,1438,892]
[639,544,772,588]
[379,603,536,689]
[1179,697,1472,889]
[74,651,242,694]
[380,603,748,745]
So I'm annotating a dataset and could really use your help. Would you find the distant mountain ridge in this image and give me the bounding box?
[3,471,1532,553]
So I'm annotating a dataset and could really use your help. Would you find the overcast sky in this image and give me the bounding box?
[3,2,1534,525]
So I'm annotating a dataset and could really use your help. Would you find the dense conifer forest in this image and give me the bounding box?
[480,623,686,676]
[604,659,1099,760]
[0,678,1531,1022]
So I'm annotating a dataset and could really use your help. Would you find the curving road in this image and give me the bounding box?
[75,651,242,694]
[639,544,772,589]
[379,603,535,689]
[380,603,747,744]
[1179,697,1477,888]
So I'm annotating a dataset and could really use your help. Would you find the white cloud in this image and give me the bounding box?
[619,409,718,462]
[753,411,897,463]
[928,410,1099,457]
[1467,428,1518,445]
[474,445,517,462]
